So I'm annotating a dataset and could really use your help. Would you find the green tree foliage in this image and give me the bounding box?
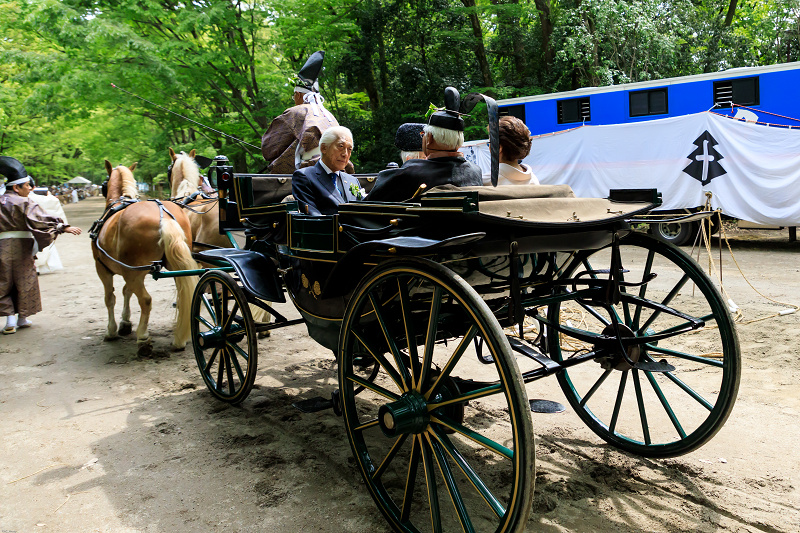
[1,0,798,178]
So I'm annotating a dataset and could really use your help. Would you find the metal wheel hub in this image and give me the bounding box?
[597,323,641,371]
[197,326,224,349]
[378,391,430,437]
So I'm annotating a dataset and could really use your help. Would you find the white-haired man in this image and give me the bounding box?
[291,126,361,216]
[261,51,353,175]
[366,87,482,202]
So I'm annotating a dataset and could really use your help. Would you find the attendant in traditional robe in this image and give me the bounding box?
[261,51,353,174]
[0,156,81,334]
[366,87,482,202]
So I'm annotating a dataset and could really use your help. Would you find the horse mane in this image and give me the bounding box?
[171,152,201,198]
[105,163,138,207]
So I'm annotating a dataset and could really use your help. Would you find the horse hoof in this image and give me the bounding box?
[137,343,153,357]
[118,321,133,336]
[171,345,186,352]
[104,334,119,342]
[258,330,270,339]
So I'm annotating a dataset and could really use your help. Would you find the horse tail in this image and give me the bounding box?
[159,217,199,349]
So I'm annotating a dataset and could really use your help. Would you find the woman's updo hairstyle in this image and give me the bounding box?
[498,116,532,161]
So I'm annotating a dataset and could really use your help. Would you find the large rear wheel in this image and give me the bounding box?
[547,232,740,457]
[339,258,534,533]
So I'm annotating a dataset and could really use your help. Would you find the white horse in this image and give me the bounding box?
[168,148,273,332]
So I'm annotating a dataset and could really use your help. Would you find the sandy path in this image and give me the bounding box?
[1,196,798,532]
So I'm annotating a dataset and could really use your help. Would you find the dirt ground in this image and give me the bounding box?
[1,196,799,533]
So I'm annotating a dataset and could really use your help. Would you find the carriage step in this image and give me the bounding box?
[292,390,342,415]
[507,336,561,372]
[634,360,676,373]
[529,399,566,414]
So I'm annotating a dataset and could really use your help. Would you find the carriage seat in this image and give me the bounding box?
[195,248,285,303]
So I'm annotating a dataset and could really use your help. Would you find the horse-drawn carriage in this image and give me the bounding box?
[85,92,738,531]
[182,120,740,530]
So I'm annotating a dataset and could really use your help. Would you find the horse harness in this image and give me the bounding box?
[90,197,180,272]
[173,190,220,215]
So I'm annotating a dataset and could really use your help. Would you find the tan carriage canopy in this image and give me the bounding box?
[425,184,654,224]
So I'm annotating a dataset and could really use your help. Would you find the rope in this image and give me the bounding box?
[688,194,799,325]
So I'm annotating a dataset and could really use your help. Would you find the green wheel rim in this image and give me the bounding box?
[191,270,258,404]
[339,257,534,533]
[548,232,740,457]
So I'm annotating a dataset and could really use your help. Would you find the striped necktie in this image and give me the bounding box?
[331,172,344,197]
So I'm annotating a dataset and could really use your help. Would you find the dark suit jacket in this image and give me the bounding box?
[365,156,482,202]
[292,161,361,216]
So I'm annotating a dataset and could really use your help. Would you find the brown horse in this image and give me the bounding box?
[168,148,272,332]
[92,160,199,356]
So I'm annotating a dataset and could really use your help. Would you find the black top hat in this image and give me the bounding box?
[428,87,464,131]
[0,156,28,184]
[296,51,325,93]
[395,123,425,151]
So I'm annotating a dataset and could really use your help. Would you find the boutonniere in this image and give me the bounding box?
[349,183,366,200]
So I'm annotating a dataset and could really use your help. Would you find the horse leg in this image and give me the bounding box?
[127,273,153,357]
[250,303,272,338]
[118,282,134,336]
[95,260,119,341]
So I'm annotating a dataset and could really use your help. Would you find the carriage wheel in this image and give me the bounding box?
[191,270,258,404]
[339,258,534,533]
[547,232,740,457]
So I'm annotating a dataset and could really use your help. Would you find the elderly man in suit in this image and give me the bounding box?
[291,126,361,216]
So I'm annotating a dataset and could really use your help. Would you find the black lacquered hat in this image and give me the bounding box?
[0,156,29,185]
[394,123,425,151]
[428,87,464,131]
[296,51,325,93]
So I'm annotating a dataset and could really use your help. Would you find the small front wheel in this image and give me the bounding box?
[339,258,534,533]
[191,270,258,404]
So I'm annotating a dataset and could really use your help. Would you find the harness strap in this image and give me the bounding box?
[91,198,182,272]
[172,191,220,214]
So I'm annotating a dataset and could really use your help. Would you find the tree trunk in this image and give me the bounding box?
[724,0,738,26]
[490,0,525,86]
[534,0,554,74]
[461,0,494,87]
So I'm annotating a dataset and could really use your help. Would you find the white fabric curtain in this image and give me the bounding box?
[462,112,800,225]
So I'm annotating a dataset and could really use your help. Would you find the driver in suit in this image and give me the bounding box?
[291,126,361,216]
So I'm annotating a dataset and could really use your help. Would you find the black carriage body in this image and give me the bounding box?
[195,165,740,533]
[216,170,658,350]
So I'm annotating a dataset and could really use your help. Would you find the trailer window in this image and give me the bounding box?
[557,97,590,124]
[629,88,668,117]
[714,76,759,106]
[500,104,526,124]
